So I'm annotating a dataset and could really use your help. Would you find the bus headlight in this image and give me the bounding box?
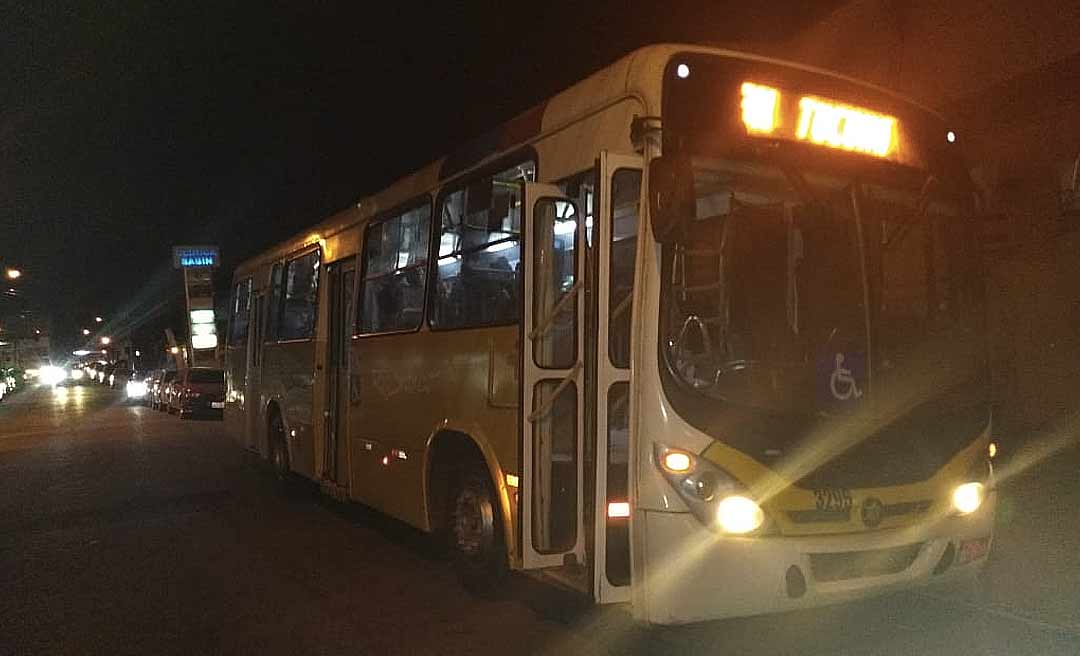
[654,444,767,534]
[952,482,985,515]
[716,496,765,534]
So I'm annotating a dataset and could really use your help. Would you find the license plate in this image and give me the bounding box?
[211,402,224,409]
[957,537,990,564]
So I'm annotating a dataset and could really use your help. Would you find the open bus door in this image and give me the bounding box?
[592,152,643,603]
[521,183,587,571]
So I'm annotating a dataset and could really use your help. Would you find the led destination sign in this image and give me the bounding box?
[739,81,899,159]
[173,245,220,269]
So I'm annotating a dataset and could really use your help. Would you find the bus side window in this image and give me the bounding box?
[432,160,535,330]
[357,201,431,334]
[279,250,321,341]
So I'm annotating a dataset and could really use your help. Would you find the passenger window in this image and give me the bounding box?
[278,250,321,341]
[358,202,431,334]
[228,279,252,346]
[431,160,535,329]
[609,169,641,368]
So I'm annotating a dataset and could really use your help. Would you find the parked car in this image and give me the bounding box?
[152,370,177,410]
[168,368,225,419]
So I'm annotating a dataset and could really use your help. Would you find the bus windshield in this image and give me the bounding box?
[661,157,986,418]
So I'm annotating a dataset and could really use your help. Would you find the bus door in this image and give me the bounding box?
[593,152,642,603]
[521,183,587,569]
[323,259,356,487]
[245,293,265,452]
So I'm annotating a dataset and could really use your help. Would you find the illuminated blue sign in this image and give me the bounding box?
[173,245,220,269]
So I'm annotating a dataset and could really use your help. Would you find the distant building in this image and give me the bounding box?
[0,335,51,371]
[0,314,53,370]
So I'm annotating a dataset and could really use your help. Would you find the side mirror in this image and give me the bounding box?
[648,155,695,243]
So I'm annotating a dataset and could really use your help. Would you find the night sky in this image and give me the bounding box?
[1,1,839,356]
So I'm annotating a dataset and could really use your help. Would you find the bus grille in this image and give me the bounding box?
[809,543,923,582]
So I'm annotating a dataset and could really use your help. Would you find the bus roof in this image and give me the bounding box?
[233,43,941,278]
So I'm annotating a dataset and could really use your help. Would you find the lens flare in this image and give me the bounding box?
[716,495,764,534]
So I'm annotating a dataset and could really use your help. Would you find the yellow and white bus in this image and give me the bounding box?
[224,44,994,624]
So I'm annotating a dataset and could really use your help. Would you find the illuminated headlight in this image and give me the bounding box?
[717,496,766,534]
[40,366,67,386]
[126,380,147,398]
[654,444,767,534]
[71,369,84,381]
[952,482,985,515]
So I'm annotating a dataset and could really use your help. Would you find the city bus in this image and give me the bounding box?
[224,44,995,624]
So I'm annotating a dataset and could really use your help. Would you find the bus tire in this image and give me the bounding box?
[449,466,507,595]
[268,409,291,481]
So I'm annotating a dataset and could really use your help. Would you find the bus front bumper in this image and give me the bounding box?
[637,493,995,625]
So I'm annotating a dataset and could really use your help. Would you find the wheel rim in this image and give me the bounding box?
[453,484,495,560]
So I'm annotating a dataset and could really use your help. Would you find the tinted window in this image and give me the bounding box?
[188,369,224,384]
[431,160,535,329]
[358,202,431,333]
[278,250,321,341]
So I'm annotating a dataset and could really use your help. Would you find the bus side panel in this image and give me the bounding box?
[261,341,318,479]
[348,326,519,535]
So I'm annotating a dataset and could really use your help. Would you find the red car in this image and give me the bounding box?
[168,367,225,419]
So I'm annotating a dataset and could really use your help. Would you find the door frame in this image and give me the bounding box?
[592,151,643,603]
[520,182,587,569]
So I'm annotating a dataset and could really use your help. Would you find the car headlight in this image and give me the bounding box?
[40,366,67,386]
[71,369,84,381]
[126,381,147,398]
[654,444,767,534]
[951,482,985,515]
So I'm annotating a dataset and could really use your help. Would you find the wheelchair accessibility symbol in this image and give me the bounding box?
[829,353,863,401]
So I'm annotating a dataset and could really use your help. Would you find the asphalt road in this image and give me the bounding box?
[2,383,1079,655]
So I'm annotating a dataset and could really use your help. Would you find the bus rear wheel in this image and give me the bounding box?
[449,467,507,594]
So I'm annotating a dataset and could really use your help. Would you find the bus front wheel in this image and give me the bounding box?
[449,467,507,593]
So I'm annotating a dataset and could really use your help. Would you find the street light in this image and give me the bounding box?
[100,336,111,346]
[82,328,91,336]
[5,268,21,280]
[95,316,103,323]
